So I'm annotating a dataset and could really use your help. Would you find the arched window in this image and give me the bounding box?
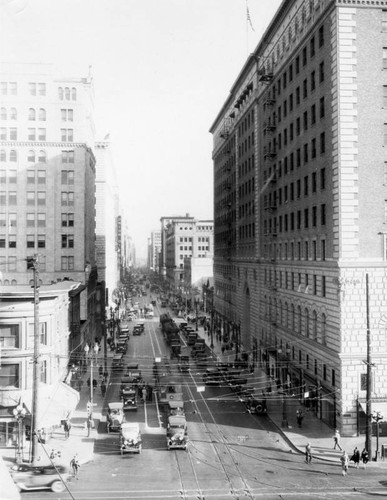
[0,107,6,120]
[305,308,309,337]
[0,150,5,162]
[11,279,17,285]
[28,108,36,120]
[10,108,17,120]
[297,305,302,333]
[39,108,46,121]
[28,150,35,162]
[312,310,318,340]
[65,87,70,100]
[9,150,17,162]
[38,150,46,163]
[58,87,64,100]
[321,313,327,345]
[71,87,77,100]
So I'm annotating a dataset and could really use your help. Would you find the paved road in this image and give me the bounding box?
[21,297,387,499]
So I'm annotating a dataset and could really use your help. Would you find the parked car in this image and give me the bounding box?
[133,325,142,335]
[120,422,142,454]
[9,463,69,493]
[122,387,138,411]
[106,402,125,432]
[112,354,124,371]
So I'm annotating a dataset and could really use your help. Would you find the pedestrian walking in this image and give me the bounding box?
[146,384,153,402]
[101,381,106,397]
[70,454,80,479]
[296,409,304,428]
[340,451,349,476]
[333,429,342,450]
[86,416,92,437]
[361,448,369,468]
[64,419,71,439]
[142,387,147,403]
[350,447,360,468]
[305,442,312,464]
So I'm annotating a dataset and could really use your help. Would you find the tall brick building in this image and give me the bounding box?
[210,0,387,435]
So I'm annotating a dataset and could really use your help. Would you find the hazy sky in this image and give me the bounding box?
[0,0,282,259]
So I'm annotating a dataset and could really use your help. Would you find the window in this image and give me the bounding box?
[37,213,46,227]
[61,192,74,206]
[0,170,4,184]
[28,128,36,141]
[319,97,325,119]
[71,88,77,100]
[8,170,16,183]
[304,208,309,228]
[9,128,17,140]
[303,111,308,130]
[332,369,335,387]
[0,128,5,140]
[320,204,326,225]
[27,213,35,227]
[8,235,16,248]
[27,322,47,347]
[10,107,17,120]
[27,170,35,184]
[28,108,36,120]
[295,55,300,74]
[0,150,5,162]
[62,150,75,163]
[61,109,73,122]
[38,150,46,163]
[37,170,46,184]
[318,25,324,48]
[61,234,74,248]
[37,234,45,248]
[8,256,16,271]
[28,150,35,162]
[0,363,19,387]
[39,108,46,121]
[319,61,325,83]
[61,170,74,184]
[38,83,46,96]
[8,213,16,228]
[303,143,308,164]
[302,46,307,66]
[310,36,315,57]
[29,82,36,95]
[38,128,46,141]
[58,87,64,100]
[320,132,325,154]
[311,138,316,158]
[320,168,326,189]
[8,191,16,204]
[0,107,6,120]
[61,128,73,142]
[296,86,300,105]
[311,70,316,91]
[303,79,308,99]
[27,235,35,248]
[10,150,17,162]
[37,191,46,206]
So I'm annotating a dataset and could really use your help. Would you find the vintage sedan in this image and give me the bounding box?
[120,422,142,454]
[106,402,125,432]
[9,464,69,493]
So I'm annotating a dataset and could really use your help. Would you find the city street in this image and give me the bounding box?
[20,300,387,499]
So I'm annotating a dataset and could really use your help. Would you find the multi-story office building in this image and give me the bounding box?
[0,62,96,286]
[161,215,213,290]
[95,137,120,303]
[210,0,387,435]
[148,230,161,272]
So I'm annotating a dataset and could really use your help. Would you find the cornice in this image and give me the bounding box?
[0,141,88,148]
[336,0,387,6]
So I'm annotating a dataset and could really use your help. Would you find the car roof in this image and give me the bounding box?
[168,415,186,425]
[108,402,124,409]
[168,400,184,408]
[121,422,140,431]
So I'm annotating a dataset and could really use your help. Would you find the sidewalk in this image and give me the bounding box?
[194,324,387,469]
[1,343,113,469]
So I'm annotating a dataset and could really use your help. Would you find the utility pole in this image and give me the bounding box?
[27,255,40,465]
[365,273,372,459]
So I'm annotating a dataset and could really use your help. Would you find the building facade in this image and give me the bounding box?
[210,0,387,435]
[148,230,161,272]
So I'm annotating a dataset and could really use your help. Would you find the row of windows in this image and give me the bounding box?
[0,108,75,123]
[0,149,75,163]
[0,191,75,206]
[0,323,48,350]
[0,213,74,229]
[0,233,75,249]
[0,128,74,141]
[1,82,47,96]
[264,238,326,262]
[266,132,326,169]
[0,169,72,184]
[265,267,326,296]
[264,204,327,235]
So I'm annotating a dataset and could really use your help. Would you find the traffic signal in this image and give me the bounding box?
[86,402,92,416]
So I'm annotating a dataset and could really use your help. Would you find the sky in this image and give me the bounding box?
[0,0,282,260]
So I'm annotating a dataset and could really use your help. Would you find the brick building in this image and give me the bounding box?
[210,0,387,435]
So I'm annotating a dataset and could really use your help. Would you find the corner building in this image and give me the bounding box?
[210,0,387,435]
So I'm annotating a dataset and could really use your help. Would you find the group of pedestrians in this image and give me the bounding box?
[305,429,370,475]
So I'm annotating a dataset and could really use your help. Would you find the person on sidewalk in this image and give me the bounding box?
[361,448,369,468]
[101,380,106,397]
[70,454,80,479]
[86,416,92,437]
[64,419,71,439]
[351,447,360,468]
[305,442,312,464]
[296,409,304,428]
[340,450,349,476]
[333,429,342,450]
[142,386,147,404]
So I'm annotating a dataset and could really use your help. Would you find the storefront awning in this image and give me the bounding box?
[359,401,387,421]
[23,382,79,429]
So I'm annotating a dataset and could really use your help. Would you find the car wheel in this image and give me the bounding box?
[51,480,65,492]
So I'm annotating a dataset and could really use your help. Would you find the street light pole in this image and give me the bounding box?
[372,411,383,461]
[13,404,27,464]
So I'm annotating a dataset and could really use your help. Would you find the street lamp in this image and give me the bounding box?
[372,411,383,461]
[13,404,27,464]
[84,342,99,426]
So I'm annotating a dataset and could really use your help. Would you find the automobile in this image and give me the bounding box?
[245,397,267,415]
[120,422,142,454]
[122,387,138,410]
[133,325,142,336]
[203,367,223,386]
[166,415,187,450]
[161,301,167,308]
[106,402,125,432]
[168,399,185,416]
[112,354,124,371]
[120,325,130,334]
[145,310,154,318]
[116,341,127,354]
[9,463,69,493]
